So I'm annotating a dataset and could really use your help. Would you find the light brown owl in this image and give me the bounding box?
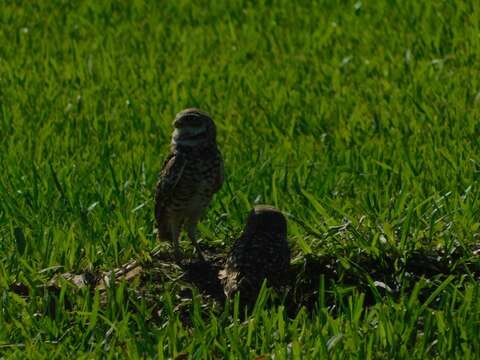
[155,108,224,261]
[219,205,291,302]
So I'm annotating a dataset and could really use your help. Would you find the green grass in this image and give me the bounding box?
[1,0,480,358]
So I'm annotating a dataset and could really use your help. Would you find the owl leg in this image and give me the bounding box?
[170,222,182,262]
[186,220,205,261]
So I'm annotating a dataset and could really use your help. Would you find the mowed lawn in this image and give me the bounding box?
[1,0,480,358]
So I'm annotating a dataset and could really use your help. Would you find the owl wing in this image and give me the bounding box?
[219,233,254,298]
[155,152,187,223]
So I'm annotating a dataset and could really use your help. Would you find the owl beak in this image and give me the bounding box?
[172,126,208,147]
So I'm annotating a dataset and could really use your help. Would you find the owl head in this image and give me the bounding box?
[172,108,217,147]
[244,205,287,237]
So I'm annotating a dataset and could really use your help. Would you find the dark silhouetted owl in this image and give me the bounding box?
[219,205,291,302]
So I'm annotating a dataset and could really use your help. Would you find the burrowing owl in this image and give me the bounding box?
[155,108,224,261]
[219,205,291,301]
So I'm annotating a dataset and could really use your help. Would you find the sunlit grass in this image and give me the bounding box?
[1,0,480,358]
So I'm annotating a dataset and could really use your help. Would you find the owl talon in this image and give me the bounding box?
[174,249,183,263]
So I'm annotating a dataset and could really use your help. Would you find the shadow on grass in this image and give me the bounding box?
[9,245,480,321]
